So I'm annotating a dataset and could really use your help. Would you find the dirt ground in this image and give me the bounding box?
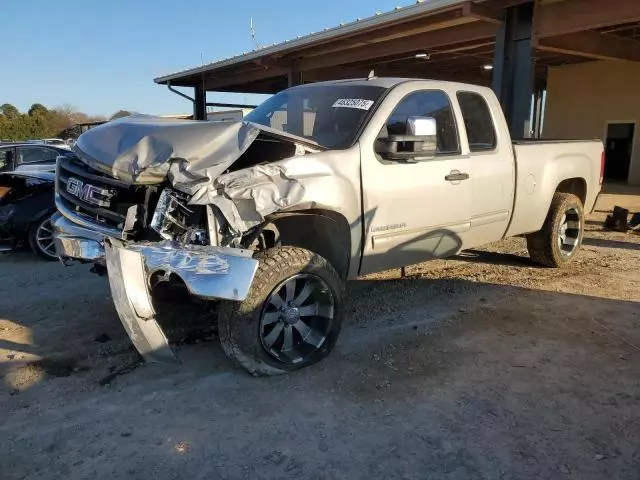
[1,187,639,480]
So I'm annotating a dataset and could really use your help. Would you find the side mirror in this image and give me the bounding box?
[375,116,437,162]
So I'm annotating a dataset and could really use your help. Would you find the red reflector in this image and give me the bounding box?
[600,150,606,185]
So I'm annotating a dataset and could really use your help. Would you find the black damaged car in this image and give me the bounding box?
[0,171,58,260]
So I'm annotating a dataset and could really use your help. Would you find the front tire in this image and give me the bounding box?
[28,214,58,261]
[218,247,344,376]
[526,192,584,268]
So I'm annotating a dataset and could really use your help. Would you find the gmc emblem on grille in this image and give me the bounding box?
[66,177,115,207]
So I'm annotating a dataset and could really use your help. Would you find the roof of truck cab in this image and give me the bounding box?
[287,77,489,90]
[287,77,410,89]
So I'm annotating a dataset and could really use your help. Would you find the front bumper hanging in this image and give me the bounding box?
[104,239,177,362]
[53,214,259,363]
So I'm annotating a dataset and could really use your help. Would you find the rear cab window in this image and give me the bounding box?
[456,91,497,152]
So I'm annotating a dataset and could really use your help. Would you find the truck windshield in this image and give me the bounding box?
[245,85,387,149]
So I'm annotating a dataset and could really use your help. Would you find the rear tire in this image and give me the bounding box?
[526,192,584,268]
[218,246,344,376]
[28,214,58,261]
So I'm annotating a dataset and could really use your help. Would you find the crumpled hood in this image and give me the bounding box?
[73,114,322,186]
[72,114,332,236]
[73,114,260,184]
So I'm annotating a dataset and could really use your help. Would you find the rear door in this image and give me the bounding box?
[456,90,514,247]
[359,88,472,275]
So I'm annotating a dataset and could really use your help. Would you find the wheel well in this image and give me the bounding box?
[555,178,587,205]
[262,210,351,279]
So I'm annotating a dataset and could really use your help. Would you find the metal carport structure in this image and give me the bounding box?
[154,0,640,138]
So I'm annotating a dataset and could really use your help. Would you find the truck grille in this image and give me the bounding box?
[56,156,154,235]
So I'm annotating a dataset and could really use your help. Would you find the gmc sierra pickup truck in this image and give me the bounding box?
[52,78,604,375]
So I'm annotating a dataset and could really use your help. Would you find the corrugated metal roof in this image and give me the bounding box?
[154,0,467,84]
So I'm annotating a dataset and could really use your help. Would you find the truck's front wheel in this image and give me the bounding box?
[526,192,584,267]
[218,247,344,376]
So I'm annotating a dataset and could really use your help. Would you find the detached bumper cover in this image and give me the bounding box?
[53,215,259,362]
[108,239,259,302]
[104,239,177,362]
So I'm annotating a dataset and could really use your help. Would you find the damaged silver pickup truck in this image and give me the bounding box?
[52,78,604,375]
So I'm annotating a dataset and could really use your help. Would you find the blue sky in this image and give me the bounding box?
[2,0,415,117]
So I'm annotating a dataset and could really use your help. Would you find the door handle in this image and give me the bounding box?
[444,171,470,182]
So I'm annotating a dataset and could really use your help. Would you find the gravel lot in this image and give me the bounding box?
[1,188,639,480]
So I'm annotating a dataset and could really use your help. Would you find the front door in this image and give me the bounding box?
[359,89,472,275]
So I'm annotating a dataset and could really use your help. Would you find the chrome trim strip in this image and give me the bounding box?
[54,194,123,238]
[470,210,510,228]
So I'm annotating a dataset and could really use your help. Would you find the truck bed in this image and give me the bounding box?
[505,139,603,238]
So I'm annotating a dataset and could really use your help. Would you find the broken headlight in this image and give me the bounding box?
[150,188,206,244]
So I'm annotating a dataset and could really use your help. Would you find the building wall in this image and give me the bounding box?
[543,60,640,185]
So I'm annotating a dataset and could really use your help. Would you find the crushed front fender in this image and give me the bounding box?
[104,238,259,362]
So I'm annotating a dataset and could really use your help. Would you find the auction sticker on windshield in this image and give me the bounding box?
[332,98,374,110]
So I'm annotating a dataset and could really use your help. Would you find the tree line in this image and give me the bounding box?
[0,103,133,141]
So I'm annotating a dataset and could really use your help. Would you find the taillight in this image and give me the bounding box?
[600,150,605,185]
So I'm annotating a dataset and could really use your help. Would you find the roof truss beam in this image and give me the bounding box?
[279,2,502,61]
[204,65,289,90]
[462,1,503,24]
[296,21,501,71]
[536,30,640,63]
[280,9,472,61]
[535,0,640,39]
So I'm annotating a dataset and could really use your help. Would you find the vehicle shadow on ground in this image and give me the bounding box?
[0,252,127,394]
[585,219,605,228]
[0,249,42,264]
[583,236,640,251]
[0,340,39,355]
[454,249,535,267]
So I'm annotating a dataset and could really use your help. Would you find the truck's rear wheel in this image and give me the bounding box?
[526,192,584,267]
[218,247,344,376]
